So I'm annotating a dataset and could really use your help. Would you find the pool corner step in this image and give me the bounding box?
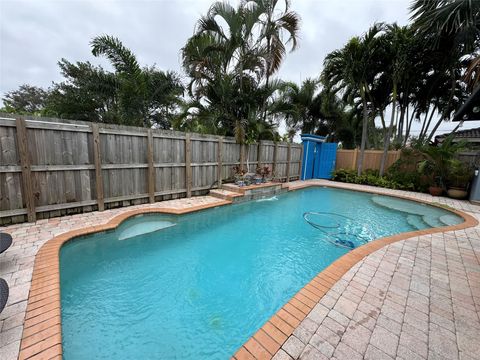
[209,189,244,202]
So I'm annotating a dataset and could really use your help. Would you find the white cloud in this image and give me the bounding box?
[1,0,476,135]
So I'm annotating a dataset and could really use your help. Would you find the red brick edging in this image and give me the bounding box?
[15,185,478,360]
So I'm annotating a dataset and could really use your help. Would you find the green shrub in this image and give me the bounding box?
[332,168,420,192]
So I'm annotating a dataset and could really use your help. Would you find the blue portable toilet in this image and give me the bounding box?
[300,134,337,180]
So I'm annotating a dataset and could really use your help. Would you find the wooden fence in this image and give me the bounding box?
[0,115,302,225]
[335,149,401,171]
[336,149,480,172]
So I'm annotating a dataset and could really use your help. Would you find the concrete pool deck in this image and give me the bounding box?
[1,180,479,360]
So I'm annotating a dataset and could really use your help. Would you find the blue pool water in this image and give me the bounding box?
[60,187,462,359]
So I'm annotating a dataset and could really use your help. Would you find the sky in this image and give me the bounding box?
[1,0,478,136]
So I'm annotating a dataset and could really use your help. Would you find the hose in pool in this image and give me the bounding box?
[303,211,373,249]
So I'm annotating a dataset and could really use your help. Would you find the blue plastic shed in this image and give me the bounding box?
[300,134,337,180]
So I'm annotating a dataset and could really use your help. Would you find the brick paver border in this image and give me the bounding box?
[12,184,478,360]
[233,184,478,360]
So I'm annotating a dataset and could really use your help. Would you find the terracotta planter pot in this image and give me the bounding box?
[428,186,443,196]
[447,187,468,199]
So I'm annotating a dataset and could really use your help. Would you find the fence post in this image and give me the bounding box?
[298,145,304,179]
[272,142,278,179]
[217,137,223,187]
[240,143,245,171]
[352,148,358,170]
[91,123,104,211]
[15,118,36,222]
[185,133,192,197]
[257,141,262,169]
[147,129,155,203]
[286,143,291,182]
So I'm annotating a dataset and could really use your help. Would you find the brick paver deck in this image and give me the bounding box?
[1,181,479,360]
[0,195,226,360]
[272,181,480,360]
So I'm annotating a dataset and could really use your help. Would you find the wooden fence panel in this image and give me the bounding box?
[153,136,186,195]
[335,149,356,170]
[274,145,288,179]
[245,144,258,173]
[27,125,96,212]
[289,145,302,179]
[0,114,303,224]
[457,151,480,166]
[0,124,23,218]
[261,141,275,172]
[100,133,148,201]
[221,141,241,180]
[191,139,218,190]
[335,149,400,172]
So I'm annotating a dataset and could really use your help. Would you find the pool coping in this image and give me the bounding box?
[15,184,478,360]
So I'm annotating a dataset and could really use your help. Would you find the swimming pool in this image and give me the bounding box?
[60,187,462,359]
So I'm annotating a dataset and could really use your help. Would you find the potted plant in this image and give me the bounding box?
[417,136,466,196]
[233,165,247,186]
[446,160,473,199]
[417,159,443,196]
[256,166,271,183]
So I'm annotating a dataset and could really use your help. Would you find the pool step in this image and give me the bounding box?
[221,182,282,194]
[422,215,444,228]
[209,189,243,202]
[406,214,429,230]
[438,214,461,226]
[212,182,287,203]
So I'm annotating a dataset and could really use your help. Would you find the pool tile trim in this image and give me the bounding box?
[14,184,477,360]
[16,200,231,360]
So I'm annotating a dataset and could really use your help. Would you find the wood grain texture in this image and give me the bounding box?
[185,133,192,198]
[217,138,223,187]
[92,123,104,211]
[0,115,303,224]
[15,118,36,222]
[147,130,155,203]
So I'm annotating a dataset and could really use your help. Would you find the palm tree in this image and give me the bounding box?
[323,23,385,175]
[410,0,480,140]
[248,0,300,120]
[379,24,414,176]
[410,0,479,54]
[181,1,269,144]
[274,78,321,134]
[250,0,300,81]
[181,0,301,144]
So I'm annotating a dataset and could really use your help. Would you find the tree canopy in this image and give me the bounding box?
[2,0,479,160]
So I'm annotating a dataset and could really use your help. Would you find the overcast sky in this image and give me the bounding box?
[1,0,477,136]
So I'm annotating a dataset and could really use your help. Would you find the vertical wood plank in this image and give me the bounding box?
[185,133,192,197]
[147,129,155,203]
[272,142,278,178]
[352,148,358,170]
[240,143,245,171]
[15,118,36,222]
[298,145,304,178]
[257,141,262,170]
[286,143,292,182]
[217,137,223,187]
[91,123,104,211]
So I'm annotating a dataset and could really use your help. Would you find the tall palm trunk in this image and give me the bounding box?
[419,106,435,141]
[396,104,406,143]
[380,83,397,176]
[404,105,417,146]
[358,85,369,176]
[262,36,272,123]
[427,116,445,143]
